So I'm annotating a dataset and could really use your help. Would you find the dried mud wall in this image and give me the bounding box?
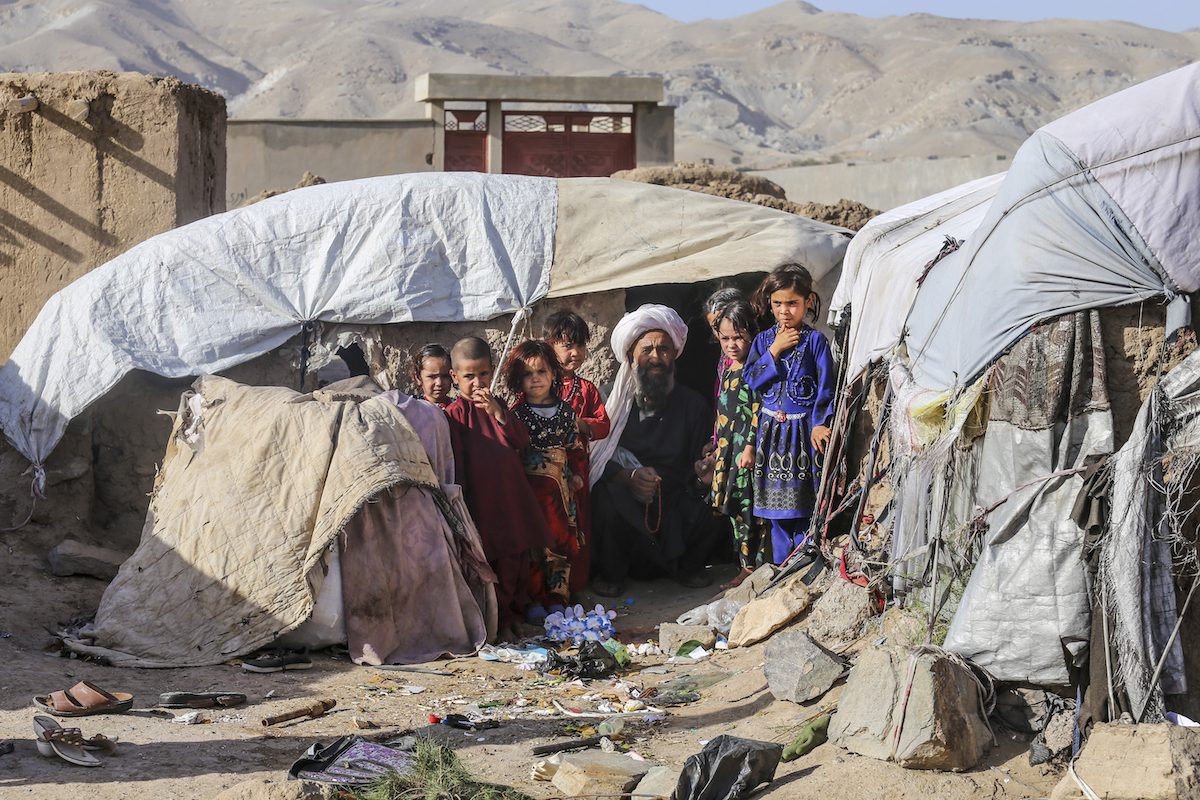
[0,71,225,544]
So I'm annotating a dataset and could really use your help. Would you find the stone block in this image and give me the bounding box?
[47,538,127,580]
[1048,724,1200,799]
[552,751,651,797]
[829,645,991,771]
[728,573,812,648]
[805,577,874,650]
[659,623,717,656]
[764,630,843,703]
[633,765,680,800]
[723,563,778,604]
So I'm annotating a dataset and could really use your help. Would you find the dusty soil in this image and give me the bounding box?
[0,521,1061,800]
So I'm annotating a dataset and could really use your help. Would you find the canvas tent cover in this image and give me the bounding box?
[0,173,850,476]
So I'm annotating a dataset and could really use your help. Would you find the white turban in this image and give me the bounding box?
[590,304,689,482]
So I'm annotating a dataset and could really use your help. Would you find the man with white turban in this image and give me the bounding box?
[589,304,720,597]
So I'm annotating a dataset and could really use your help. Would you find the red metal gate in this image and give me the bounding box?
[502,112,634,177]
[444,110,487,172]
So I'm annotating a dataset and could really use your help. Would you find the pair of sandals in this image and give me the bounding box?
[33,716,117,767]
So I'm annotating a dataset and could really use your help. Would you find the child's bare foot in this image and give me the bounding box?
[721,567,754,591]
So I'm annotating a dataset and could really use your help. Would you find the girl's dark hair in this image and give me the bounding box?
[541,310,590,346]
[703,286,744,323]
[752,263,821,323]
[502,339,563,396]
[409,343,451,390]
[714,299,758,338]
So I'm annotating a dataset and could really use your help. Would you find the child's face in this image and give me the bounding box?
[706,311,719,337]
[520,356,555,402]
[717,319,750,363]
[451,357,493,398]
[770,287,810,329]
[419,357,452,404]
[551,339,588,376]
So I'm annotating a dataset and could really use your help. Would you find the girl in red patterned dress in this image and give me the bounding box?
[503,339,589,612]
[542,311,610,599]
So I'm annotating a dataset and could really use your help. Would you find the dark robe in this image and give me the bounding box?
[592,383,720,583]
[444,397,550,625]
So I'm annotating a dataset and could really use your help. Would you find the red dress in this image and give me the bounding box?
[511,398,587,606]
[558,375,610,593]
[443,397,550,626]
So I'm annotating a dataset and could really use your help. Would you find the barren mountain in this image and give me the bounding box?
[1,0,1197,166]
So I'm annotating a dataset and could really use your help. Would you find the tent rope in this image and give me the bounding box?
[492,306,532,391]
[1,463,46,532]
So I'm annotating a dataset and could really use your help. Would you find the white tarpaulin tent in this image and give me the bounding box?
[829,172,1004,379]
[903,62,1200,395]
[0,172,850,479]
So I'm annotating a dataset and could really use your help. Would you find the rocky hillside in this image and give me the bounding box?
[1,0,1197,166]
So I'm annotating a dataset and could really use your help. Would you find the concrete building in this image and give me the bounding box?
[226,73,675,208]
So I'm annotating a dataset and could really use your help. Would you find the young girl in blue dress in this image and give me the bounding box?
[744,264,836,564]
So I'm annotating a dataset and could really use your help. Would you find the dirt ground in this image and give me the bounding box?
[0,520,1064,800]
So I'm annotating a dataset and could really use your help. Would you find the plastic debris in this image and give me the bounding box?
[171,711,206,725]
[545,604,619,644]
[532,753,563,781]
[597,717,625,737]
[674,735,783,800]
[478,644,549,665]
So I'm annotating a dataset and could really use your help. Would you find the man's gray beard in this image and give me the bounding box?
[634,364,674,412]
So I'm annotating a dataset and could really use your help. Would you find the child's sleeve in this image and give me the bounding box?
[499,410,531,451]
[744,333,781,393]
[811,332,837,427]
[731,380,756,447]
[581,381,611,440]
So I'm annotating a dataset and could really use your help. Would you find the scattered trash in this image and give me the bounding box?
[428,713,499,731]
[289,735,414,784]
[630,643,663,657]
[600,736,617,752]
[603,638,632,667]
[545,604,619,644]
[171,710,207,725]
[597,717,625,737]
[533,736,604,756]
[352,717,380,729]
[373,665,455,676]
[1167,712,1199,726]
[532,753,563,780]
[657,690,702,707]
[401,685,427,694]
[478,644,549,666]
[541,640,620,680]
[260,698,336,727]
[782,714,830,761]
[264,689,276,699]
[674,735,783,800]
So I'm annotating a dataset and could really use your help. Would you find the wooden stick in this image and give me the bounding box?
[260,698,336,727]
[531,735,604,756]
[7,95,38,114]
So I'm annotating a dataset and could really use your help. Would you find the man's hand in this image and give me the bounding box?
[624,466,661,504]
[811,424,832,454]
[736,445,755,470]
[768,326,801,359]
[694,453,716,485]
[570,474,584,491]
[472,387,505,423]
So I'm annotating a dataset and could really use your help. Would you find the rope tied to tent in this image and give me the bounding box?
[1,463,46,532]
[491,306,532,391]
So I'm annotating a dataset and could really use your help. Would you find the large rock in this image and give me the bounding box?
[552,751,651,797]
[47,539,127,580]
[764,630,844,703]
[804,578,874,649]
[728,573,813,647]
[1049,724,1200,799]
[659,623,717,656]
[633,765,681,800]
[829,645,991,771]
[723,563,778,604]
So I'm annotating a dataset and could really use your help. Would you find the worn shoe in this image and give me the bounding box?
[242,651,312,673]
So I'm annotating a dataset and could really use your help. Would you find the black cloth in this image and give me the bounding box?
[592,384,720,582]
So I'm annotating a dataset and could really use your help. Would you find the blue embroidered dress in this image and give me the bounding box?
[744,324,836,520]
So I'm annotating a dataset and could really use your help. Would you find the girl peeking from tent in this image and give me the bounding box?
[709,299,769,588]
[502,340,589,620]
[745,263,836,565]
[411,344,453,407]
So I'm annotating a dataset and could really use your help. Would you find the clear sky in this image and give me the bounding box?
[638,1,1199,33]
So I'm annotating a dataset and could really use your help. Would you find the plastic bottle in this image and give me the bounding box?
[597,717,625,737]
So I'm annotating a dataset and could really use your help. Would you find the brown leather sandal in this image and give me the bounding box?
[33,680,134,717]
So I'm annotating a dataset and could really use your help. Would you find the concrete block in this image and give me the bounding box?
[633,765,680,800]
[47,538,127,580]
[1049,724,1200,799]
[805,578,874,650]
[829,645,991,771]
[552,751,651,797]
[764,630,843,703]
[728,573,812,648]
